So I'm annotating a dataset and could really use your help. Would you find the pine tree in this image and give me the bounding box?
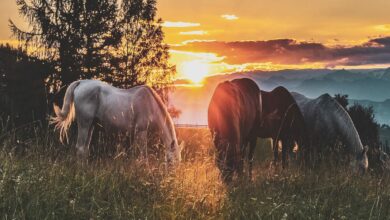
[10,0,175,95]
[106,0,175,92]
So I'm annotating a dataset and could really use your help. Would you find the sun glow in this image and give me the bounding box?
[178,60,210,84]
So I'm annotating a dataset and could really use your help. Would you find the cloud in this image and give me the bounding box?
[221,14,239,20]
[374,24,390,32]
[172,37,390,67]
[179,30,208,35]
[162,21,200,28]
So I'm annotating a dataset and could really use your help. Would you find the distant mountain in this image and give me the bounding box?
[295,77,390,100]
[170,68,390,125]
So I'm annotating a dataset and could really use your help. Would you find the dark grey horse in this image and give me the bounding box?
[292,92,368,173]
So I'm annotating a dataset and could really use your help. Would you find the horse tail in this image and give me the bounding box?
[50,81,81,143]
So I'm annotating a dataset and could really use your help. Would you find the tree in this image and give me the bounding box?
[334,94,380,147]
[10,0,175,96]
[105,0,175,92]
[348,104,379,147]
[0,44,52,125]
[10,0,121,89]
[9,0,119,85]
[334,94,349,110]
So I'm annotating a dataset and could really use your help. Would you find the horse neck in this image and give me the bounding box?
[333,107,363,155]
[158,114,177,147]
[261,91,272,115]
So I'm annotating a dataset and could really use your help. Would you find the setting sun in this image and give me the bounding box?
[178,60,210,84]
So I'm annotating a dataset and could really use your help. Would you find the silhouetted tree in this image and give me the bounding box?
[334,94,349,110]
[348,104,379,147]
[10,0,175,96]
[10,0,121,89]
[0,44,52,125]
[334,94,380,146]
[381,124,390,130]
[105,0,175,92]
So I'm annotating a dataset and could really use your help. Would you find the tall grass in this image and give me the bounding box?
[1,124,390,219]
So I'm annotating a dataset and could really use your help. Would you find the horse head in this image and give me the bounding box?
[355,145,369,174]
[166,140,184,166]
[212,133,238,183]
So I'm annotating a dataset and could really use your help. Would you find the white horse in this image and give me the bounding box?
[291,92,368,173]
[51,80,182,165]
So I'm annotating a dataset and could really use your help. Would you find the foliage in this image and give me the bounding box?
[10,0,175,93]
[10,0,120,87]
[348,104,379,147]
[106,0,175,90]
[0,44,52,80]
[0,44,52,124]
[334,94,380,146]
[334,93,349,110]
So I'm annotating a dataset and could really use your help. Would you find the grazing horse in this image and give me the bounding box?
[208,78,261,182]
[291,92,368,173]
[51,80,182,165]
[259,87,306,169]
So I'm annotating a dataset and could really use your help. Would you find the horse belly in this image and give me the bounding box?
[97,98,134,132]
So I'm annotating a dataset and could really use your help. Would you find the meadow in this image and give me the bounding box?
[1,125,390,219]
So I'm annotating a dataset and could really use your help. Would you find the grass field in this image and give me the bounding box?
[1,126,390,219]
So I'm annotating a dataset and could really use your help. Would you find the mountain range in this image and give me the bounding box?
[170,68,390,125]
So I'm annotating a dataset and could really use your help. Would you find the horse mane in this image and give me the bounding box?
[143,86,177,143]
[317,94,364,155]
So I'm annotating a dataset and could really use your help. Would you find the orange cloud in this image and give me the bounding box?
[162,21,200,28]
[179,30,208,35]
[172,37,390,68]
[221,14,238,20]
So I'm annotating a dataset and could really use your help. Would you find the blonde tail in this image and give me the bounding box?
[50,81,81,143]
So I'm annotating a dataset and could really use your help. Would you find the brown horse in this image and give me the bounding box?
[258,86,306,169]
[208,78,261,182]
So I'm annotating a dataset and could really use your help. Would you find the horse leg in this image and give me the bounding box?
[237,141,247,177]
[76,119,94,159]
[282,137,293,169]
[135,130,148,163]
[248,137,257,181]
[272,138,279,167]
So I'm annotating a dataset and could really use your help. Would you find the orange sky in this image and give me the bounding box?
[2,0,390,83]
[157,0,390,82]
[157,0,390,45]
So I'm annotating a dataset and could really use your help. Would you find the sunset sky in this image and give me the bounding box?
[2,0,390,83]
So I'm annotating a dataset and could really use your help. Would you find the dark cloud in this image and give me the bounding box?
[173,37,390,66]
